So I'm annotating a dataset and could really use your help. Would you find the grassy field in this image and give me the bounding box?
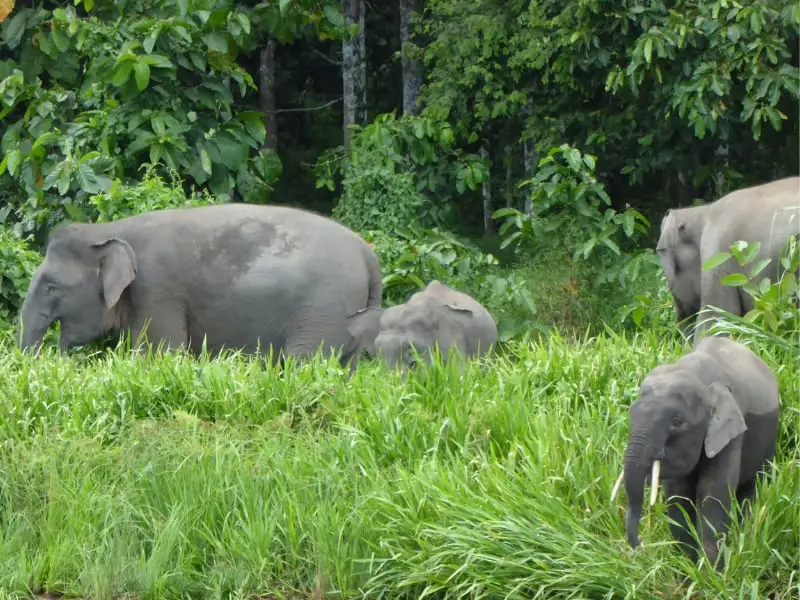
[0,330,797,600]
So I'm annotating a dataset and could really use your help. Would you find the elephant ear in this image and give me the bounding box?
[704,382,748,459]
[92,238,137,311]
[346,307,384,358]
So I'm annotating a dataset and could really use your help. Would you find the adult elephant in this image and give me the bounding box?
[610,336,780,571]
[345,280,498,370]
[18,203,383,369]
[655,176,800,342]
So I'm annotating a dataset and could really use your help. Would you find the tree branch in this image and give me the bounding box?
[309,48,342,67]
[263,97,343,114]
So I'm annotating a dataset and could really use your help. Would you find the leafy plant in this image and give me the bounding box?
[367,227,539,341]
[701,235,800,335]
[319,112,489,229]
[0,0,348,241]
[85,164,216,223]
[0,229,42,324]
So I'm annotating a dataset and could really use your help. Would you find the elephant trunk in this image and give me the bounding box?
[621,432,663,549]
[18,294,50,351]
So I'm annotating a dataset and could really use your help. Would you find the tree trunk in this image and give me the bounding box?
[504,145,513,208]
[480,143,495,234]
[713,144,729,198]
[399,0,423,116]
[523,136,537,215]
[342,0,367,154]
[259,39,278,151]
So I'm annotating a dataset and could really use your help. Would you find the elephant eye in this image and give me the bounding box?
[671,416,683,427]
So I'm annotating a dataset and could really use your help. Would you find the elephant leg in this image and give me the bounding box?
[663,477,700,563]
[734,477,758,522]
[696,268,744,339]
[284,313,349,366]
[130,306,189,353]
[695,438,742,571]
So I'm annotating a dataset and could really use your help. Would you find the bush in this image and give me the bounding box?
[87,165,216,223]
[332,163,428,233]
[366,226,539,341]
[0,229,42,324]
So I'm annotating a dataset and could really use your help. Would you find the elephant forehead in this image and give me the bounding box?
[640,372,678,396]
[382,304,433,330]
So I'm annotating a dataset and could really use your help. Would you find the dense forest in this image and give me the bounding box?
[1,0,798,338]
[0,2,799,598]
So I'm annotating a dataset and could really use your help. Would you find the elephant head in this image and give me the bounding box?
[612,368,747,549]
[656,207,707,336]
[372,298,477,370]
[19,225,137,351]
[346,285,479,370]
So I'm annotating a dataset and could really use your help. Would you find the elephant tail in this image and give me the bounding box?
[362,241,383,308]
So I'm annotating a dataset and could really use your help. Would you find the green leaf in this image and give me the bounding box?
[202,32,228,54]
[239,111,266,143]
[76,163,101,194]
[702,252,732,272]
[279,0,292,15]
[749,258,772,278]
[2,13,28,50]
[323,4,345,28]
[200,146,212,175]
[134,61,151,92]
[143,28,161,54]
[51,26,70,52]
[720,273,750,287]
[110,62,134,87]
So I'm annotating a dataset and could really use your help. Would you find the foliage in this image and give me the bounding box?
[365,227,538,341]
[319,112,489,230]
[494,144,650,263]
[86,164,216,223]
[701,235,800,337]
[419,0,799,220]
[0,332,795,597]
[0,229,42,323]
[332,165,426,234]
[0,0,349,240]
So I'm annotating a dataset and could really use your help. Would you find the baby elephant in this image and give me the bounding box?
[346,280,498,369]
[610,336,780,570]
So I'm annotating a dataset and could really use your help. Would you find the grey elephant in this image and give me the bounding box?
[18,203,383,369]
[610,336,780,571]
[345,280,498,369]
[656,176,800,342]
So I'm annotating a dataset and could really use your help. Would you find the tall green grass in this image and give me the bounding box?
[0,330,796,599]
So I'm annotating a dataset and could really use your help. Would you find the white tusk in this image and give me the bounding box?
[610,470,625,503]
[649,460,661,506]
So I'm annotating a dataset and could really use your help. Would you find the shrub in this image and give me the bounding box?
[0,229,41,324]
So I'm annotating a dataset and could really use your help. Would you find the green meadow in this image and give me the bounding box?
[0,331,796,600]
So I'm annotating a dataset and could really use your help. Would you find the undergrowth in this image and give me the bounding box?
[0,330,796,600]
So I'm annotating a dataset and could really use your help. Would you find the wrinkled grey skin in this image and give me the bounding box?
[19,203,382,369]
[345,280,498,370]
[656,176,800,343]
[621,336,779,571]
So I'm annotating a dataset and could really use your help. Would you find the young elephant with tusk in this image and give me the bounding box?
[612,336,780,570]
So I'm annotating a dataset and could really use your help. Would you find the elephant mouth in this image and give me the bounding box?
[610,459,661,507]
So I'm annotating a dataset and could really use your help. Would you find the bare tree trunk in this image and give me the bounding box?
[713,144,729,197]
[480,144,495,234]
[259,39,278,151]
[504,145,513,208]
[342,0,367,154]
[523,136,536,215]
[400,0,423,116]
